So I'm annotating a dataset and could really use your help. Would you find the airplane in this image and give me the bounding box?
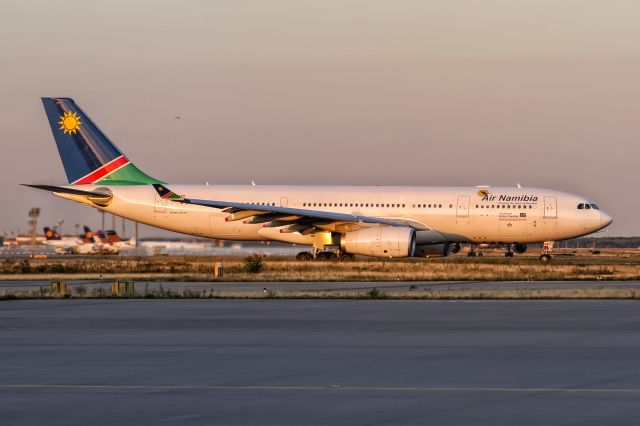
[85,227,119,254]
[42,226,82,254]
[25,97,613,263]
[104,230,137,249]
[41,225,112,254]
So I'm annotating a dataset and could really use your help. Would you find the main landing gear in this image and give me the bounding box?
[467,244,483,257]
[296,249,355,262]
[503,243,528,258]
[295,252,314,261]
[505,245,514,258]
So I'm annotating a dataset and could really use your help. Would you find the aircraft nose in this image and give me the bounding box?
[600,211,613,228]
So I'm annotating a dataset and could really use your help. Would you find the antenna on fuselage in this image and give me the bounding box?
[517,183,522,188]
[251,181,256,186]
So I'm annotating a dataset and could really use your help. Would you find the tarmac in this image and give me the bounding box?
[2,299,640,425]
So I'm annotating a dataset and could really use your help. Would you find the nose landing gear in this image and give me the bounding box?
[539,253,552,263]
[538,241,554,264]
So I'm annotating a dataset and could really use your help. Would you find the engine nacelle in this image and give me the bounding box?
[513,243,527,254]
[413,243,451,258]
[340,227,416,258]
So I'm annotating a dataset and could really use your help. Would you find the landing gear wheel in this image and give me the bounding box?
[296,252,313,261]
[467,252,477,257]
[539,254,552,264]
[317,251,337,261]
[505,252,514,258]
[477,252,483,257]
[339,253,355,261]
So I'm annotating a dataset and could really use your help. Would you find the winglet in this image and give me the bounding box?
[152,184,184,200]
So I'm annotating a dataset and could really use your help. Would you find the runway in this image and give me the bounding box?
[2,299,640,425]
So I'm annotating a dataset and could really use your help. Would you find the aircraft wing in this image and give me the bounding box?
[152,184,429,230]
[181,197,414,226]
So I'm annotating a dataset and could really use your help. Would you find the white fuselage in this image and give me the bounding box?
[56,185,611,248]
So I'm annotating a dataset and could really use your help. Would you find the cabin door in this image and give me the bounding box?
[456,196,470,217]
[154,193,167,213]
[544,196,557,218]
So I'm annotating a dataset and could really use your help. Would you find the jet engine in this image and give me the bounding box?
[513,243,527,254]
[449,242,461,254]
[340,227,416,258]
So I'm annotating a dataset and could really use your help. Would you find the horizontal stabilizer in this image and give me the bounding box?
[22,184,112,200]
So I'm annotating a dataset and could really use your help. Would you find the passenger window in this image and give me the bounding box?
[585,204,591,209]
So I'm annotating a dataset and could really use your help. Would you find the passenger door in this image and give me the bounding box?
[154,193,167,213]
[544,196,557,219]
[456,196,470,217]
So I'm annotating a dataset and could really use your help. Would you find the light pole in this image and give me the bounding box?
[28,207,40,251]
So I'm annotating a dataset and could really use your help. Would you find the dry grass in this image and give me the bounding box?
[2,251,640,282]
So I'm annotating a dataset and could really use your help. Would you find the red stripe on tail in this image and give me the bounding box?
[73,156,129,184]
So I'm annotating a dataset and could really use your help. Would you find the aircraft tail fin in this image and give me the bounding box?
[82,226,96,243]
[105,230,122,243]
[43,227,61,240]
[95,230,110,244]
[41,98,162,185]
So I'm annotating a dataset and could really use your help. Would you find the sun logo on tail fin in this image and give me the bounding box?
[58,111,82,135]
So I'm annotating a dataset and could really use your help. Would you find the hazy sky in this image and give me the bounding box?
[0,0,638,237]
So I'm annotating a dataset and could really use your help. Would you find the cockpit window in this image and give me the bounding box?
[590,204,599,210]
[577,203,584,209]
